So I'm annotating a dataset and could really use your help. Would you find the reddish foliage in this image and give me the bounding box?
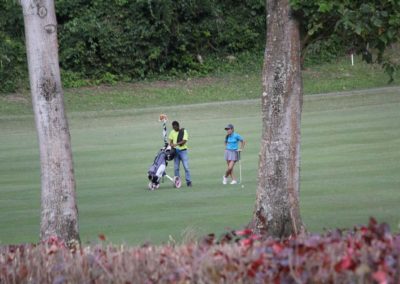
[272,242,284,254]
[334,254,356,272]
[0,218,399,283]
[236,229,253,237]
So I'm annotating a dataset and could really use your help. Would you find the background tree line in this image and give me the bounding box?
[1,0,266,93]
[3,0,398,94]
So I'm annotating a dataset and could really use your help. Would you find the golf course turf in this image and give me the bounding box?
[0,88,399,245]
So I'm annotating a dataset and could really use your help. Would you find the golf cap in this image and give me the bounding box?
[224,124,234,130]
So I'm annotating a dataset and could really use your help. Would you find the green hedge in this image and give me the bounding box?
[3,1,398,93]
[0,2,26,93]
[1,0,266,93]
[57,0,266,79]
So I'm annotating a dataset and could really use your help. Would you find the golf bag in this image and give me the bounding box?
[147,146,180,190]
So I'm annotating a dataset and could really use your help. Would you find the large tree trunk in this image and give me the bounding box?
[250,0,303,238]
[21,0,80,244]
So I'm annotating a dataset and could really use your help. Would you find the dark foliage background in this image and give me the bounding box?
[1,0,398,93]
[0,0,266,92]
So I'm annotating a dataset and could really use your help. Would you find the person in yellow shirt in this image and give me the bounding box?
[169,121,192,187]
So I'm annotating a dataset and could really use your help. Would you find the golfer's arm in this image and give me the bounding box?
[177,139,187,146]
[240,140,245,150]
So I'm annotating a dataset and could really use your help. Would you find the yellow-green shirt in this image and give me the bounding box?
[168,129,189,150]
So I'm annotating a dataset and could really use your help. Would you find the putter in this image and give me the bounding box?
[238,150,242,184]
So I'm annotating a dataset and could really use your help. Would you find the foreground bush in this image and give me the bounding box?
[1,218,399,283]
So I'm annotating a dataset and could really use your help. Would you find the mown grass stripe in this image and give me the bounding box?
[0,91,399,245]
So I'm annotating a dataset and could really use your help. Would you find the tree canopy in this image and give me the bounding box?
[291,0,400,80]
[1,0,399,93]
[1,0,265,92]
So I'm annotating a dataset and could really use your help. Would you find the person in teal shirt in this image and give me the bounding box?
[223,124,245,185]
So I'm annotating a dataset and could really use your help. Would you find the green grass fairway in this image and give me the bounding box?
[1,90,400,245]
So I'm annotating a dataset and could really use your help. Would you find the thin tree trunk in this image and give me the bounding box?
[21,0,80,244]
[250,0,303,238]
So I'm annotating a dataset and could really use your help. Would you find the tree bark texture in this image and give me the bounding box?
[251,0,303,238]
[21,0,80,244]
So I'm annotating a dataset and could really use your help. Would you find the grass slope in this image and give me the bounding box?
[0,90,399,245]
[1,56,399,116]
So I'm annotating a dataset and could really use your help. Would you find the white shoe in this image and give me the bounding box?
[222,176,227,185]
[230,180,237,185]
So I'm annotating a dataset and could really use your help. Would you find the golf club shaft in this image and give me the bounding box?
[238,150,242,184]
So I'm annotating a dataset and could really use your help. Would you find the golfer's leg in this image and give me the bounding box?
[181,151,191,182]
[229,161,236,181]
[225,161,231,177]
[174,153,181,177]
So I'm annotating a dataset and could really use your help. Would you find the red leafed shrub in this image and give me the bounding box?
[0,218,399,283]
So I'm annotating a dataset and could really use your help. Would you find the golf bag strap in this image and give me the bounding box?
[177,128,185,143]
